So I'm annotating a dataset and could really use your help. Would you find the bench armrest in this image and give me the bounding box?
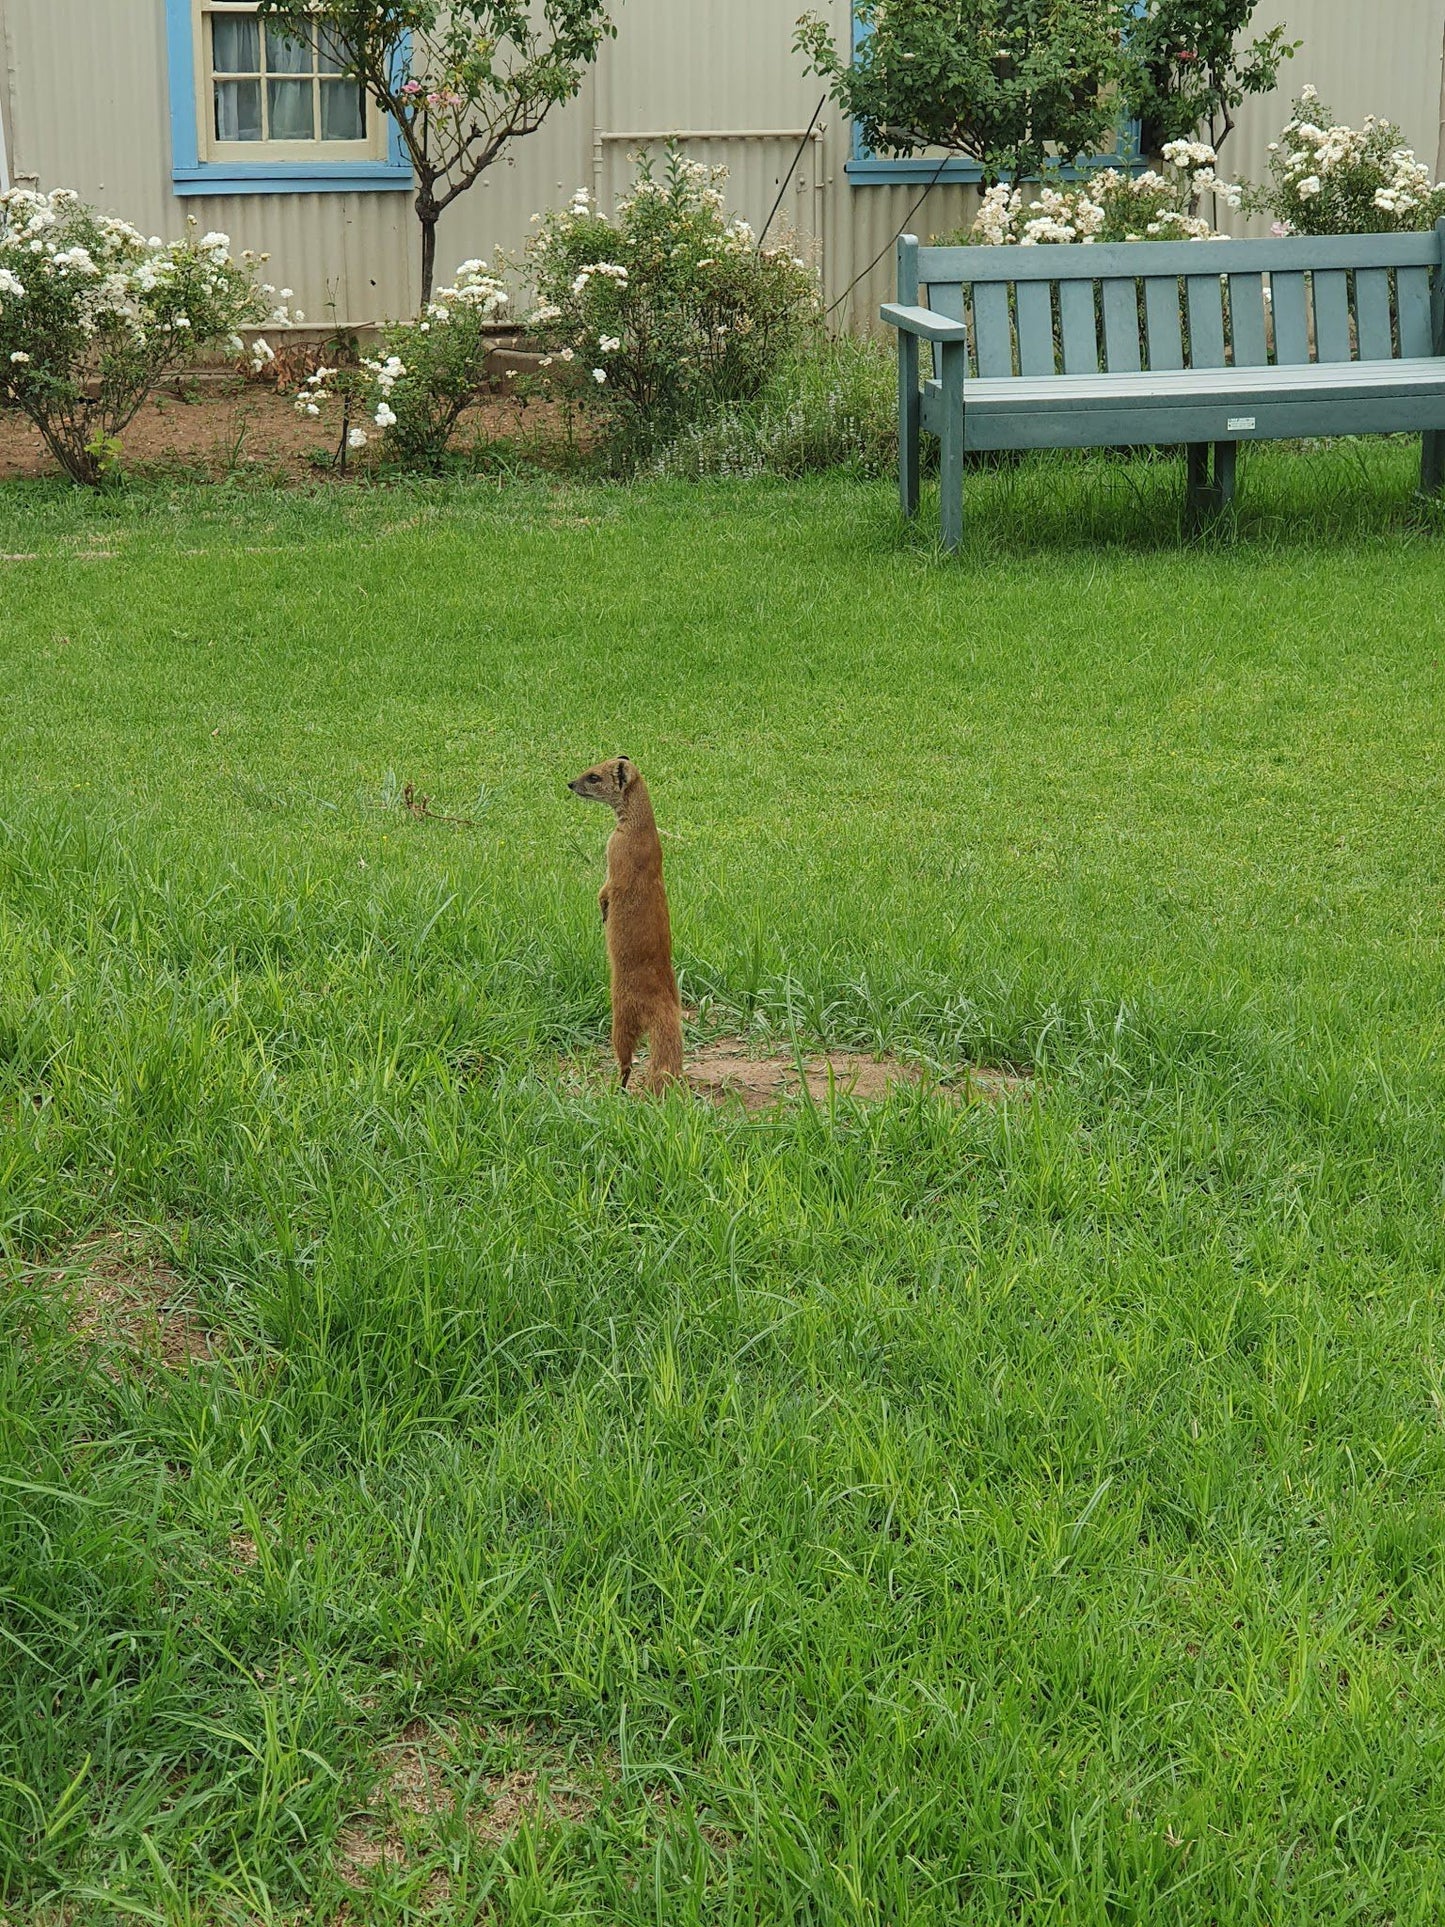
[879,303,969,344]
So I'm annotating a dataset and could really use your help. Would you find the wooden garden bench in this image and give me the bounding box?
[882,221,1445,548]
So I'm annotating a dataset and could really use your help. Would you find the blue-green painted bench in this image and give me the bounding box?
[882,221,1445,548]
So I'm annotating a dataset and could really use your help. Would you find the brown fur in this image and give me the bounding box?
[568,757,683,1093]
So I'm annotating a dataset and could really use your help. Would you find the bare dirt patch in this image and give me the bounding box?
[60,1233,217,1373]
[227,1530,260,1571]
[0,384,574,482]
[683,1037,1029,1111]
[334,1719,613,1890]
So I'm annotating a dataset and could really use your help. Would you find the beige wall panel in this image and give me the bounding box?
[825,177,983,334]
[5,0,173,227]
[595,0,823,134]
[183,192,419,328]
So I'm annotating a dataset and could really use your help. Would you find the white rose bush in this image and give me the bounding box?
[526,151,819,463]
[1255,87,1445,236]
[294,259,508,471]
[0,189,292,485]
[967,142,1240,247]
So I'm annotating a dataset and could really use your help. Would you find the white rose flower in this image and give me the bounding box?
[348,427,369,449]
[591,367,606,383]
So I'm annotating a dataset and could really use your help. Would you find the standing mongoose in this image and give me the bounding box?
[568,756,683,1092]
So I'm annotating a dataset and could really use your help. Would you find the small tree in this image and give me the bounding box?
[795,0,1129,189]
[255,1,613,303]
[1121,0,1298,160]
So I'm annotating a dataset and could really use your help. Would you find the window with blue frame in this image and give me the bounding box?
[165,0,412,194]
[842,8,1142,185]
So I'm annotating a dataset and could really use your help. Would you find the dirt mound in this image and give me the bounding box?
[60,1234,217,1373]
[334,1719,611,1890]
[683,1037,1028,1111]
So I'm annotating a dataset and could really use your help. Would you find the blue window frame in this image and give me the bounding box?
[165,0,412,195]
[843,8,1143,186]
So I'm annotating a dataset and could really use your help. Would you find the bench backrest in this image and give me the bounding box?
[902,225,1445,379]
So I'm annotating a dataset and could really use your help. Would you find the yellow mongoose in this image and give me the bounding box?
[568,757,683,1092]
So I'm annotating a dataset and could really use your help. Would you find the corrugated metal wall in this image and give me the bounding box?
[1,0,1441,332]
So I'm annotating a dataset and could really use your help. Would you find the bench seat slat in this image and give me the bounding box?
[953,357,1445,406]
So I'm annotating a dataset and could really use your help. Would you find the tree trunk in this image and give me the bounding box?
[417,190,439,306]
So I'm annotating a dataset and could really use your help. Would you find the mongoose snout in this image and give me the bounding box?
[570,756,684,1093]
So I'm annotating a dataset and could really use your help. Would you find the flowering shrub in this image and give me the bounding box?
[294,259,508,470]
[966,142,1239,246]
[1254,87,1445,235]
[0,189,292,484]
[526,151,819,461]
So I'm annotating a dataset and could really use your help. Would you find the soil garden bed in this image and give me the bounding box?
[0,380,572,482]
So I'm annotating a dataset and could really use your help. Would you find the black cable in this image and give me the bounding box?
[757,96,828,249]
[824,149,954,321]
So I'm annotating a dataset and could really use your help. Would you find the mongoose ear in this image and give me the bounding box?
[616,757,632,786]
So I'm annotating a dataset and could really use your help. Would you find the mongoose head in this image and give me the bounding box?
[568,756,636,811]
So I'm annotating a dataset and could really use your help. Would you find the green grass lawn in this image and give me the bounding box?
[5,443,1445,1923]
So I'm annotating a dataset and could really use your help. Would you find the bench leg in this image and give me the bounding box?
[938,342,966,553]
[1213,440,1237,508]
[1422,431,1445,497]
[898,331,920,518]
[1184,443,1214,533]
[1186,442,1237,531]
